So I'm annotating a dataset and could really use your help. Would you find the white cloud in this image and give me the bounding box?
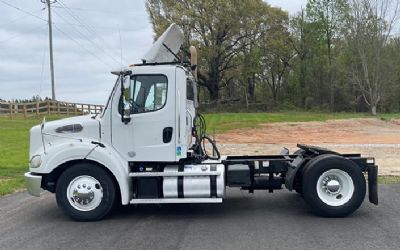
[267,0,307,15]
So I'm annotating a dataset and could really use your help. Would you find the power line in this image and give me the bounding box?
[52,5,139,15]
[0,0,115,97]
[0,2,129,31]
[39,31,48,98]
[53,24,114,69]
[0,0,121,69]
[52,21,124,30]
[52,8,122,65]
[56,0,128,64]
[0,9,45,28]
[57,0,126,63]
[119,27,123,68]
[0,25,46,44]
[0,0,47,22]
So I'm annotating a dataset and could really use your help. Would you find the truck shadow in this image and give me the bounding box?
[108,191,315,221]
[37,190,371,222]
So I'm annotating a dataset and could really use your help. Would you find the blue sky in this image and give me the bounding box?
[0,0,306,104]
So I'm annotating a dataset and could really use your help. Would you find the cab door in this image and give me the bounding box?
[111,67,176,162]
[175,67,189,160]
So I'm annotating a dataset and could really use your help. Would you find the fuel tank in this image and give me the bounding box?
[163,164,225,198]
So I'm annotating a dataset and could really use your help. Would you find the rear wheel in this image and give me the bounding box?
[56,163,116,221]
[302,154,366,217]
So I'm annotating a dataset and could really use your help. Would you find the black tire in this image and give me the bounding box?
[56,163,116,221]
[294,181,303,195]
[302,154,366,217]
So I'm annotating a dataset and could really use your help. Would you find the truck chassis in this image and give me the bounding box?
[125,143,378,211]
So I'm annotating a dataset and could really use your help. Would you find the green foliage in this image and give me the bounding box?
[146,0,400,115]
[146,0,281,101]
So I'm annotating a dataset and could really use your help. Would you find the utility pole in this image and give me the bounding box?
[41,0,56,100]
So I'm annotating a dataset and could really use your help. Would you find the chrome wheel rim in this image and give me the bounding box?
[67,175,103,211]
[316,169,354,207]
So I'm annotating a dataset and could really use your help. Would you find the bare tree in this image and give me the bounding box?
[347,0,400,115]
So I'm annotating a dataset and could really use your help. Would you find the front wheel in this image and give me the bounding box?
[302,154,366,217]
[56,163,116,221]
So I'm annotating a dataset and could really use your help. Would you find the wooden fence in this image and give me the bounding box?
[0,100,104,118]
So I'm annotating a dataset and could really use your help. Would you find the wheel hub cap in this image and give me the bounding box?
[73,186,95,205]
[317,169,355,207]
[67,175,103,211]
[323,178,341,195]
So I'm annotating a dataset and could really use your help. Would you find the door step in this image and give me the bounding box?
[130,198,223,204]
[128,172,221,177]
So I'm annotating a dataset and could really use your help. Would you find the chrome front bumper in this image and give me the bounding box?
[24,172,44,197]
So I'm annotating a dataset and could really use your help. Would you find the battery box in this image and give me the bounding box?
[227,164,251,187]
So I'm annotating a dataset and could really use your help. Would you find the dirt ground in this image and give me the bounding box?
[215,118,400,175]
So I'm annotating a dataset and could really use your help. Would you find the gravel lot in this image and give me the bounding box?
[216,119,400,175]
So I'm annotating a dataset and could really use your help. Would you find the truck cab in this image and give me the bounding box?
[107,65,194,163]
[25,24,378,221]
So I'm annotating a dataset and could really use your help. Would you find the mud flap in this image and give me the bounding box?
[284,156,305,191]
[368,165,378,205]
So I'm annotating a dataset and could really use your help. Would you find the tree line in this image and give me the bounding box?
[0,95,47,103]
[146,0,400,115]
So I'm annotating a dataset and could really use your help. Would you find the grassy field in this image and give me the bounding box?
[0,115,66,196]
[1,112,399,196]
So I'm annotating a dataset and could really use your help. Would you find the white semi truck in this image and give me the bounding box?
[25,24,378,221]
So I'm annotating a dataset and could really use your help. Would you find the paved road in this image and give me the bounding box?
[0,185,399,250]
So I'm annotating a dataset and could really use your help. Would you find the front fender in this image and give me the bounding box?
[33,142,131,205]
[33,142,94,174]
[85,145,131,205]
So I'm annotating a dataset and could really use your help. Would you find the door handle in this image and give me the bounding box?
[163,127,173,143]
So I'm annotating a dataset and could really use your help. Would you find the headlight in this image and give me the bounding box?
[29,155,42,168]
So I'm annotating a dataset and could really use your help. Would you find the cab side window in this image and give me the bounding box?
[127,75,168,113]
[187,78,194,101]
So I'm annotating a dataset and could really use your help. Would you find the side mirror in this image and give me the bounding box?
[122,101,132,124]
[119,75,132,124]
[123,76,130,89]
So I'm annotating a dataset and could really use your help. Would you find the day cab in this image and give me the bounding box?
[25,24,378,221]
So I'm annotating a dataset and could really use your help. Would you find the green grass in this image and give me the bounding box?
[378,176,400,184]
[1,112,400,196]
[204,112,400,134]
[0,115,67,196]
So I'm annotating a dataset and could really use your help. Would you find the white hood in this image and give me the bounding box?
[29,115,100,157]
